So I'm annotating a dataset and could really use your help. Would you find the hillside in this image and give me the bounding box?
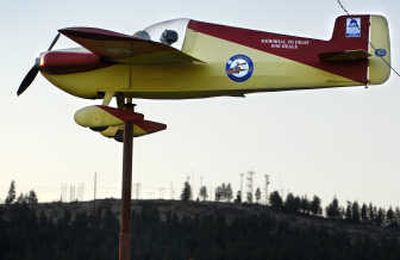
[1,199,400,259]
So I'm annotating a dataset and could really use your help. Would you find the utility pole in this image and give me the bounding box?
[264,174,270,205]
[134,183,141,200]
[119,99,134,260]
[93,172,97,213]
[170,182,175,200]
[158,187,165,199]
[240,173,244,199]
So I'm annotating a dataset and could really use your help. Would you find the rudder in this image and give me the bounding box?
[368,15,391,85]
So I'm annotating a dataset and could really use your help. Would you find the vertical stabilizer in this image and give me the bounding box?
[331,15,391,85]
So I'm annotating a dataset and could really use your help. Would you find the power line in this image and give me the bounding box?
[336,0,350,15]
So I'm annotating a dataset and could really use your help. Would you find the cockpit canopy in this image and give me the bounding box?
[134,18,190,50]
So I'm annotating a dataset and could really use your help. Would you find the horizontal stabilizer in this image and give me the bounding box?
[101,120,167,141]
[74,105,166,140]
[59,27,203,64]
[319,50,371,62]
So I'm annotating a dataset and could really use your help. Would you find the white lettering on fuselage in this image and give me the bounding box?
[260,38,310,49]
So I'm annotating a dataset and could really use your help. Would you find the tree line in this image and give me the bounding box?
[1,199,400,260]
[1,180,400,259]
[181,181,400,228]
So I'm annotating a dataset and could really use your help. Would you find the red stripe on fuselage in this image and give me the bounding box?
[188,16,369,83]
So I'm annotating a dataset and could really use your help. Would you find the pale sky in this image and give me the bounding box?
[1,0,399,207]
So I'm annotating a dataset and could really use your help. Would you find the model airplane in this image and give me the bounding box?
[17,15,391,140]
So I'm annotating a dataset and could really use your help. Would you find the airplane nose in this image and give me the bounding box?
[40,51,109,74]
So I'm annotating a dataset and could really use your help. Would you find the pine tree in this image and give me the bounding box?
[215,186,222,202]
[368,203,377,221]
[361,203,368,223]
[326,197,342,219]
[387,207,395,225]
[226,184,233,202]
[180,181,192,201]
[255,188,261,204]
[199,186,208,201]
[246,192,253,204]
[234,190,242,204]
[375,208,386,226]
[5,180,16,205]
[221,183,227,200]
[269,191,283,211]
[300,196,311,215]
[283,193,302,214]
[310,195,322,215]
[16,193,27,204]
[351,201,360,223]
[27,190,38,205]
[345,201,352,221]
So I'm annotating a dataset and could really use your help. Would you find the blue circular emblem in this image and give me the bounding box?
[225,54,254,83]
[375,48,387,57]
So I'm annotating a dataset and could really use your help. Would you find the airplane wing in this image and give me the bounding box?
[59,27,203,64]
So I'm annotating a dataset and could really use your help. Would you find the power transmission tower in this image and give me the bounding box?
[158,187,165,199]
[61,183,67,202]
[70,184,76,202]
[170,182,175,200]
[246,171,255,203]
[77,183,85,201]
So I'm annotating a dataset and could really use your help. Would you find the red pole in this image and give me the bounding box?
[119,100,134,260]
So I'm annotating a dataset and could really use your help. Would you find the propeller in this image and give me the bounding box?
[17,33,61,96]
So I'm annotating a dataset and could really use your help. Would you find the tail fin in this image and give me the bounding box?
[330,15,391,85]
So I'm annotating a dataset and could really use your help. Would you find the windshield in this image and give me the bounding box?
[134,18,190,50]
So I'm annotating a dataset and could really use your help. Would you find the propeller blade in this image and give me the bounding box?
[17,65,39,96]
[17,33,60,96]
[47,33,60,51]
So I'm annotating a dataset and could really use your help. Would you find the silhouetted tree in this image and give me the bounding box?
[255,188,261,204]
[199,186,208,201]
[310,195,322,215]
[181,181,192,201]
[395,207,400,225]
[375,208,386,226]
[16,193,27,204]
[361,203,368,223]
[234,191,242,204]
[387,207,395,225]
[345,201,352,221]
[226,184,233,202]
[351,202,361,223]
[247,192,253,204]
[5,180,16,205]
[215,186,222,202]
[215,183,233,202]
[326,197,342,219]
[300,196,311,214]
[284,193,302,214]
[269,191,283,211]
[368,203,377,222]
[27,190,38,205]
